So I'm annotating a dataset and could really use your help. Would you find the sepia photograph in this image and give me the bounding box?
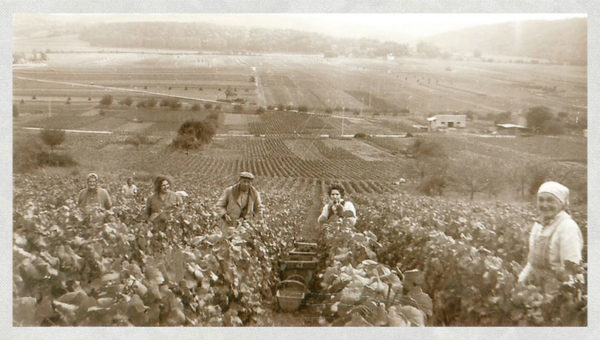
[5,2,598,338]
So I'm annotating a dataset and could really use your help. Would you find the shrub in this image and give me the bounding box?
[119,97,133,106]
[233,105,243,113]
[298,105,308,112]
[204,103,213,110]
[36,152,77,167]
[99,94,113,106]
[124,134,152,150]
[255,107,265,115]
[419,175,447,196]
[542,120,567,135]
[32,95,36,100]
[191,103,202,111]
[354,132,367,139]
[14,138,42,172]
[39,129,66,151]
[20,99,25,104]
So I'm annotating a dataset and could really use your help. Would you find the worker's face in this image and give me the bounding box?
[87,177,97,190]
[239,178,252,191]
[329,189,342,203]
[537,193,563,220]
[160,180,170,193]
[127,178,133,185]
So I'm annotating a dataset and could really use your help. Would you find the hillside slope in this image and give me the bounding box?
[426,18,586,64]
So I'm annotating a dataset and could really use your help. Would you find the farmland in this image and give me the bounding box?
[12,45,587,327]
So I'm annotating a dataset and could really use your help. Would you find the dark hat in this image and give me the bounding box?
[239,171,254,180]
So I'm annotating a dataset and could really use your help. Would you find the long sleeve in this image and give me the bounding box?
[253,190,264,217]
[558,219,583,266]
[102,189,112,210]
[317,204,330,224]
[77,189,85,207]
[518,263,533,283]
[343,201,357,226]
[518,223,538,283]
[215,188,229,217]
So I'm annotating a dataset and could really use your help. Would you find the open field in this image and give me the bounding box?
[14,49,586,118]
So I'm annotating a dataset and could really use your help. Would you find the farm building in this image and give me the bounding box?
[495,123,530,135]
[427,115,466,131]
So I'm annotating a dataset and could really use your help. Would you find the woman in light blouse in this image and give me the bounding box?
[518,181,583,284]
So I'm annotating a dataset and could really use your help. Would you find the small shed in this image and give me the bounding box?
[427,115,466,130]
[495,123,530,135]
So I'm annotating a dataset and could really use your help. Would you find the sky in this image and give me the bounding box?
[15,13,586,42]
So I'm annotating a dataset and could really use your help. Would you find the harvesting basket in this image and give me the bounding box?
[276,279,308,312]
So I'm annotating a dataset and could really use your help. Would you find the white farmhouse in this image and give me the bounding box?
[427,114,466,131]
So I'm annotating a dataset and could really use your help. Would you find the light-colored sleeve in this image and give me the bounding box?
[77,189,85,207]
[254,190,264,217]
[518,223,538,283]
[343,201,357,226]
[121,185,127,194]
[215,188,229,217]
[518,263,533,283]
[317,204,329,224]
[559,220,583,265]
[103,190,112,210]
[133,185,138,195]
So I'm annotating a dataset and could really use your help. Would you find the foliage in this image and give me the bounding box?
[13,174,302,326]
[525,106,553,133]
[354,194,587,326]
[160,98,181,110]
[124,134,153,150]
[542,120,566,135]
[318,220,431,326]
[100,95,113,106]
[119,97,133,107]
[40,129,66,151]
[172,115,220,152]
[36,152,77,167]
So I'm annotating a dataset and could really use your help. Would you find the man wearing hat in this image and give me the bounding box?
[215,171,263,226]
[78,172,112,210]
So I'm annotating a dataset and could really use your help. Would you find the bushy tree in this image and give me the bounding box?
[119,97,133,106]
[525,106,553,133]
[39,129,66,151]
[100,94,113,106]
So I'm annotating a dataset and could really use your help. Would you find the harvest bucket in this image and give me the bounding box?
[276,279,308,312]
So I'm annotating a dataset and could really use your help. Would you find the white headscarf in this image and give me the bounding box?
[538,181,570,207]
[87,173,98,180]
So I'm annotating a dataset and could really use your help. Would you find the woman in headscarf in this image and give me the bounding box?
[518,181,583,284]
[145,176,183,223]
[77,172,112,211]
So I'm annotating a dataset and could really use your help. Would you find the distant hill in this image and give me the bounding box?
[426,18,586,64]
[76,21,410,57]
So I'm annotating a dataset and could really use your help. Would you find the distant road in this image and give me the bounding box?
[14,76,221,104]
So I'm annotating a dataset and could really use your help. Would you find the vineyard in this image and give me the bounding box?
[12,38,588,329]
[13,173,587,326]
